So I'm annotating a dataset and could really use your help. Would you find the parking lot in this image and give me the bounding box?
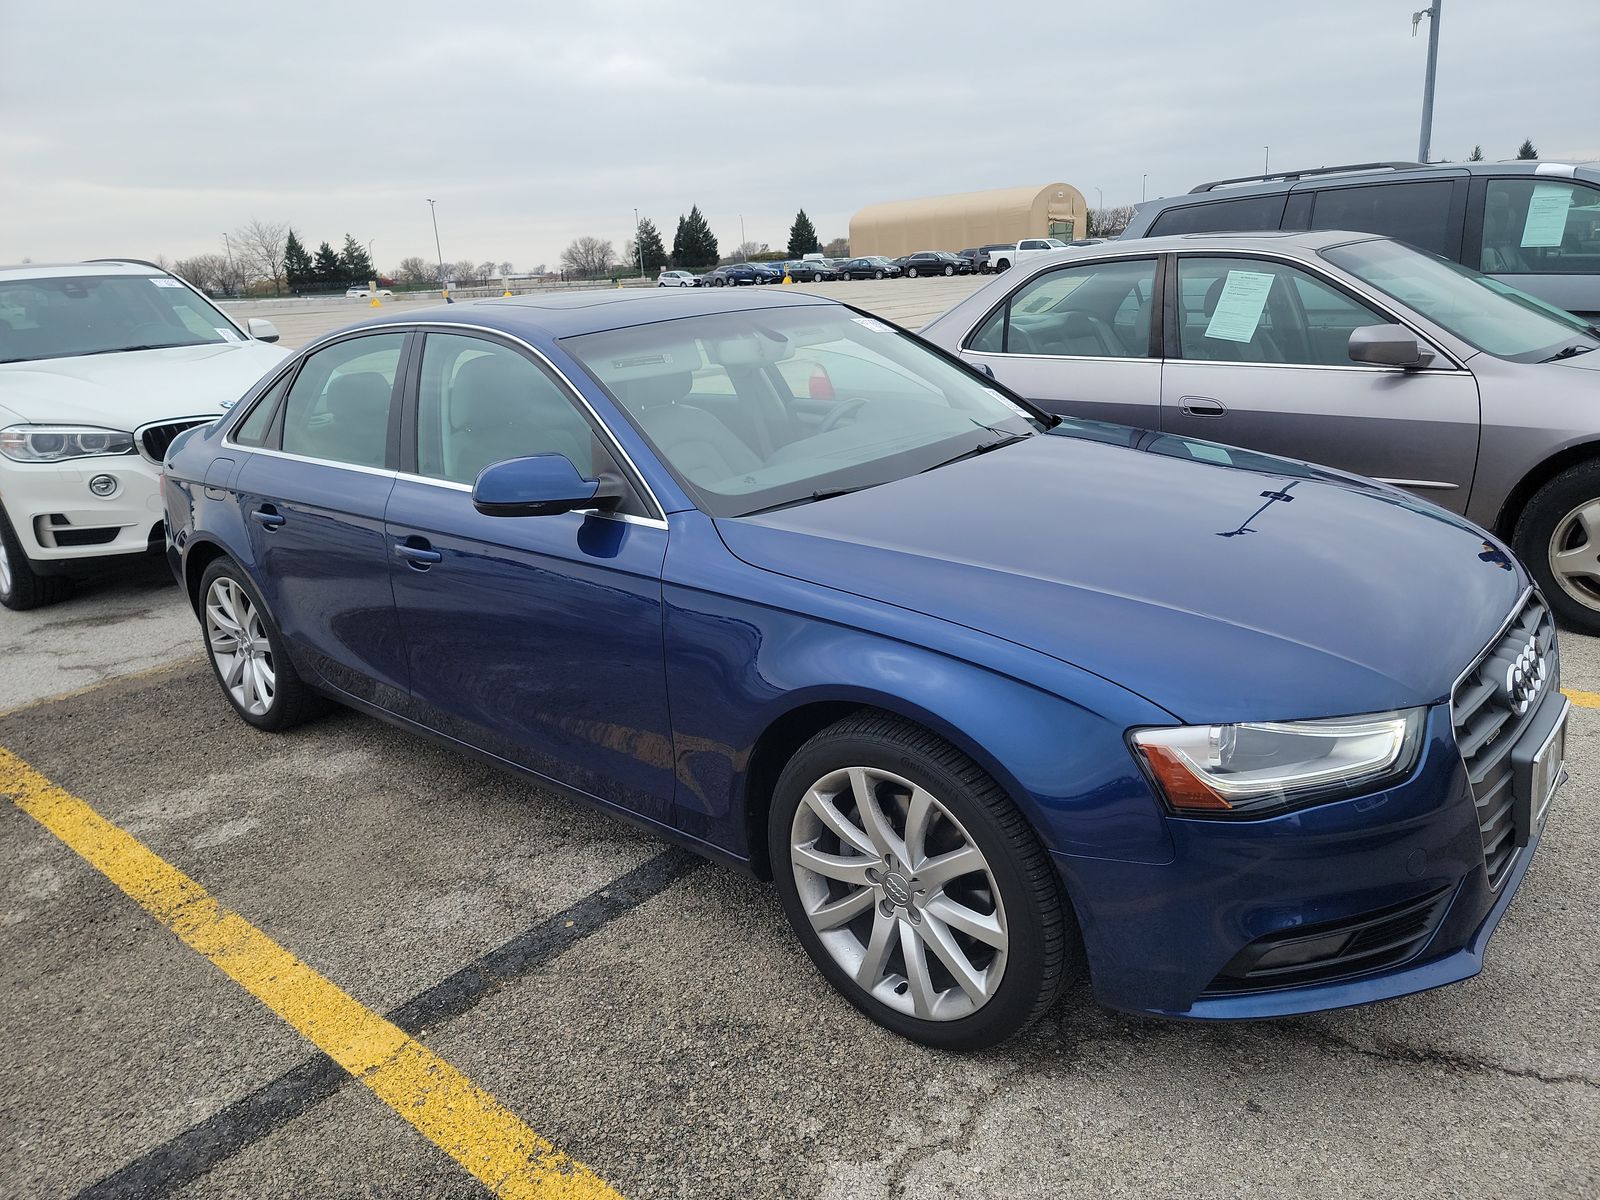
[3,279,1598,1200]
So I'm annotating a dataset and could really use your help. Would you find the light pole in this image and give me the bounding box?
[221,232,237,296]
[739,214,747,261]
[1413,1,1443,162]
[1263,146,1270,175]
[426,199,445,285]
[634,207,644,279]
[366,239,376,282]
[1141,175,1148,203]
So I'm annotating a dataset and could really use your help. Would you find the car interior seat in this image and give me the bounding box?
[619,371,764,487]
[1189,277,1288,362]
[446,353,592,484]
[1481,192,1529,272]
[314,371,392,467]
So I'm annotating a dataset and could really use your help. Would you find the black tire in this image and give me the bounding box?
[0,503,73,611]
[1513,460,1600,635]
[908,267,919,278]
[874,270,884,280]
[768,712,1073,1050]
[944,264,955,276]
[197,556,326,731]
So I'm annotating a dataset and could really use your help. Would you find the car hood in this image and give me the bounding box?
[714,433,1524,723]
[1551,348,1600,373]
[0,341,287,429]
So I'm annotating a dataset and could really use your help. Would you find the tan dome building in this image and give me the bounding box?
[849,183,1089,257]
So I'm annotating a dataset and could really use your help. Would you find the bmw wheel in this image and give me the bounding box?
[199,557,323,730]
[0,503,72,611]
[1515,461,1600,635]
[770,712,1071,1049]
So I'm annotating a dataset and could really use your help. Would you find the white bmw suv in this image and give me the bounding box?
[0,260,288,609]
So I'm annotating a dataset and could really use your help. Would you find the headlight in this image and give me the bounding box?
[1131,708,1425,817]
[0,425,136,463]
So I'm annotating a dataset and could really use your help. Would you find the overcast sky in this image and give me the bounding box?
[3,0,1596,273]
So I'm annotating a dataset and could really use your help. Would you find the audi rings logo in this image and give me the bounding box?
[1500,635,1548,716]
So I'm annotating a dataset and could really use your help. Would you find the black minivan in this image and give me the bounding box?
[1121,161,1600,319]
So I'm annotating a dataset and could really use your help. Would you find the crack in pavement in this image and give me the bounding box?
[1278,1020,1600,1090]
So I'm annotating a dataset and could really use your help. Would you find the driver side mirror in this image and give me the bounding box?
[245,318,281,343]
[472,454,621,518]
[1348,324,1434,369]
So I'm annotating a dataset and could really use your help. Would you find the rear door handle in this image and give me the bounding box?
[393,539,442,568]
[1178,395,1227,417]
[251,507,285,530]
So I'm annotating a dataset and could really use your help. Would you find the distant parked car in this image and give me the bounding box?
[983,239,1070,272]
[837,257,903,280]
[1120,160,1600,321]
[703,264,769,287]
[658,270,697,288]
[0,260,286,609]
[902,251,972,278]
[345,287,393,299]
[921,229,1600,632]
[788,260,840,282]
[958,249,993,273]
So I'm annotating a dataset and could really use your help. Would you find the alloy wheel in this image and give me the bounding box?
[204,576,276,716]
[1549,499,1600,612]
[789,765,1008,1021]
[0,535,12,598]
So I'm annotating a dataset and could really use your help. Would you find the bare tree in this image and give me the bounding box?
[529,263,547,277]
[232,219,290,295]
[823,237,848,258]
[730,240,763,262]
[499,261,515,276]
[447,259,478,285]
[560,236,615,277]
[1087,205,1137,238]
[173,254,231,294]
[395,256,434,285]
[476,261,497,284]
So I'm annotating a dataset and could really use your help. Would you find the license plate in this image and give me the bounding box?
[1519,702,1567,843]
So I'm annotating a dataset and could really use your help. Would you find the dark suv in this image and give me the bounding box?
[1121,161,1600,319]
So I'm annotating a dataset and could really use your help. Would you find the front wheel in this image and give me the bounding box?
[769,712,1072,1050]
[874,270,884,280]
[1514,461,1600,634]
[198,557,325,730]
[0,503,72,611]
[944,264,955,276]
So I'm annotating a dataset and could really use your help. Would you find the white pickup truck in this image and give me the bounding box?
[982,237,1070,272]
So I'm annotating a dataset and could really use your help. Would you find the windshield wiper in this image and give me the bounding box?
[741,482,884,516]
[919,432,1031,474]
[1544,343,1596,362]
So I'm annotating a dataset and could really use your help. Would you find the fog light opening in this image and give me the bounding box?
[88,474,118,498]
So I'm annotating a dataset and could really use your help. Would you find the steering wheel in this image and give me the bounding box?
[819,397,869,434]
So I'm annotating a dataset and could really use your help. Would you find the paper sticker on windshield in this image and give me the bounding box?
[1203,270,1275,343]
[214,327,242,342]
[149,278,184,288]
[1521,185,1573,248]
[852,317,893,333]
[982,386,1031,416]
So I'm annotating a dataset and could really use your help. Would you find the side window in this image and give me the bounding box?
[280,333,405,467]
[968,259,1156,358]
[1147,194,1288,237]
[415,333,595,486]
[1175,257,1387,367]
[1480,178,1600,276]
[230,371,292,447]
[1308,181,1456,257]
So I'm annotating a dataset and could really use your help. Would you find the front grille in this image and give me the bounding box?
[1451,592,1557,889]
[137,417,213,464]
[1204,886,1453,994]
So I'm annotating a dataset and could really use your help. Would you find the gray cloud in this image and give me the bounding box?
[2,0,1595,271]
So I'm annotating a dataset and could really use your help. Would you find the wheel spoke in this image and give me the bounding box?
[806,885,875,932]
[898,921,939,1018]
[854,906,897,988]
[917,843,983,889]
[916,913,990,1004]
[903,786,936,868]
[1576,502,1600,547]
[802,788,876,858]
[1552,543,1600,582]
[792,841,874,886]
[924,893,1006,948]
[851,768,907,862]
[206,601,243,638]
[221,650,246,690]
[242,657,262,711]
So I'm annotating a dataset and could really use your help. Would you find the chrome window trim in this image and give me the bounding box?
[391,469,670,529]
[232,444,398,480]
[1157,358,1473,377]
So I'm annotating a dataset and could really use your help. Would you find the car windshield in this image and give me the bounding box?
[1321,239,1599,363]
[565,306,1042,517]
[0,273,243,364]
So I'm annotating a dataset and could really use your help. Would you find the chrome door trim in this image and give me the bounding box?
[231,444,399,480]
[1376,477,1461,490]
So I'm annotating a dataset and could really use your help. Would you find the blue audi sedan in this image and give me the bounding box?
[162,289,1566,1049]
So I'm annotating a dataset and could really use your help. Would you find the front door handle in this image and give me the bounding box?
[393,538,442,569]
[251,507,286,530]
[1179,395,1227,417]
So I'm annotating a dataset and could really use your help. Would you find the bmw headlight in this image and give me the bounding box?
[1131,709,1425,817]
[0,425,136,463]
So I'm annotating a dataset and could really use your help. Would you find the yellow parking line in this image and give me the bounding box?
[0,748,622,1200]
[1563,687,1600,710]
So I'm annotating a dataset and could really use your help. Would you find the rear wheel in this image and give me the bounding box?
[1515,461,1600,635]
[0,503,72,611]
[198,557,324,730]
[769,712,1072,1050]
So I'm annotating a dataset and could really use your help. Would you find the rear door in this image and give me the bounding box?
[232,330,412,705]
[1467,174,1600,319]
[1158,253,1480,512]
[1297,175,1467,261]
[958,255,1163,428]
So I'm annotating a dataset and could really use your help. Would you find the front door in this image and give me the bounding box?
[384,331,675,822]
[1159,254,1481,513]
[959,256,1163,429]
[234,330,411,706]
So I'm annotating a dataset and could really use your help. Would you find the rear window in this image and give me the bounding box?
[1147,194,1288,237]
[1307,181,1457,257]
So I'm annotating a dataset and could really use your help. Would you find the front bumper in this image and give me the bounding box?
[0,455,165,568]
[1056,695,1561,1019]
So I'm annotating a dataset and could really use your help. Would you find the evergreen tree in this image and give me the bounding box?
[339,233,375,283]
[677,205,718,268]
[312,241,341,289]
[672,214,689,267]
[786,209,821,257]
[635,217,668,271]
[1467,145,1484,162]
[1516,139,1538,160]
[283,229,313,290]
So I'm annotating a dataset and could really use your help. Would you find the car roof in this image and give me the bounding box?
[335,285,839,342]
[1104,229,1388,254]
[1150,160,1598,208]
[0,260,164,281]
